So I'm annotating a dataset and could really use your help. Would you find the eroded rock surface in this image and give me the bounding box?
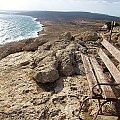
[33,55,59,83]
[0,28,120,120]
[76,31,99,41]
[59,32,72,41]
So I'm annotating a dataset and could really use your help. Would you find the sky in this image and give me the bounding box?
[0,0,120,17]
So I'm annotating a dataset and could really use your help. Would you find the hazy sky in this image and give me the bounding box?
[0,0,120,17]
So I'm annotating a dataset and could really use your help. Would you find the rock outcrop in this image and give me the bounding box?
[59,32,72,41]
[56,43,82,76]
[1,25,120,120]
[33,42,83,82]
[77,31,99,41]
[56,49,75,76]
[33,55,59,83]
[0,37,48,60]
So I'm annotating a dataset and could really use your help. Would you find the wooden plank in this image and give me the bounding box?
[98,49,120,84]
[90,57,116,99]
[96,115,118,120]
[81,54,98,97]
[102,39,120,63]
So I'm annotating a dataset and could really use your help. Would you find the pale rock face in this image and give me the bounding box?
[66,43,80,52]
[37,41,53,51]
[0,51,33,68]
[33,42,82,83]
[33,55,59,83]
[56,43,82,76]
[81,31,99,41]
[76,31,99,41]
[59,32,72,41]
[33,50,55,65]
[56,49,75,76]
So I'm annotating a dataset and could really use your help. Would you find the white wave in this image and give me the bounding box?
[0,14,43,44]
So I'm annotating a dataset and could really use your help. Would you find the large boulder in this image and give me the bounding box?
[56,43,78,76]
[59,32,72,41]
[37,41,53,51]
[33,49,56,65]
[78,31,99,41]
[33,55,59,83]
[34,66,59,83]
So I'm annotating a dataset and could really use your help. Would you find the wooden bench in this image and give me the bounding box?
[80,39,120,119]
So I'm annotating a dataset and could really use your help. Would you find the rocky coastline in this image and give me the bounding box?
[0,19,120,120]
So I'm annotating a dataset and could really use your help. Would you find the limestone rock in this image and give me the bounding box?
[82,31,99,41]
[0,51,33,68]
[33,50,55,65]
[102,102,117,116]
[113,26,120,33]
[56,43,83,76]
[38,41,53,51]
[33,56,59,83]
[77,31,99,41]
[22,37,48,51]
[0,37,47,60]
[38,106,49,120]
[56,49,75,76]
[34,67,59,83]
[48,107,61,118]
[59,32,72,41]
[31,92,51,105]
[102,32,120,42]
[66,43,80,51]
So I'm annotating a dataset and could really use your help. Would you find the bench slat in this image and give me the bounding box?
[102,39,120,63]
[90,57,116,99]
[81,54,97,97]
[98,49,120,84]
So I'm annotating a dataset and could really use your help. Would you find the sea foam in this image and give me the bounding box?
[0,14,43,44]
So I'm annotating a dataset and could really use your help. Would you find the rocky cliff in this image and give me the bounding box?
[0,21,120,120]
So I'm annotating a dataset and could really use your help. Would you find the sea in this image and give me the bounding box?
[0,14,43,44]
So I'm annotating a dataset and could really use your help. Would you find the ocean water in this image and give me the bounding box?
[0,14,43,44]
